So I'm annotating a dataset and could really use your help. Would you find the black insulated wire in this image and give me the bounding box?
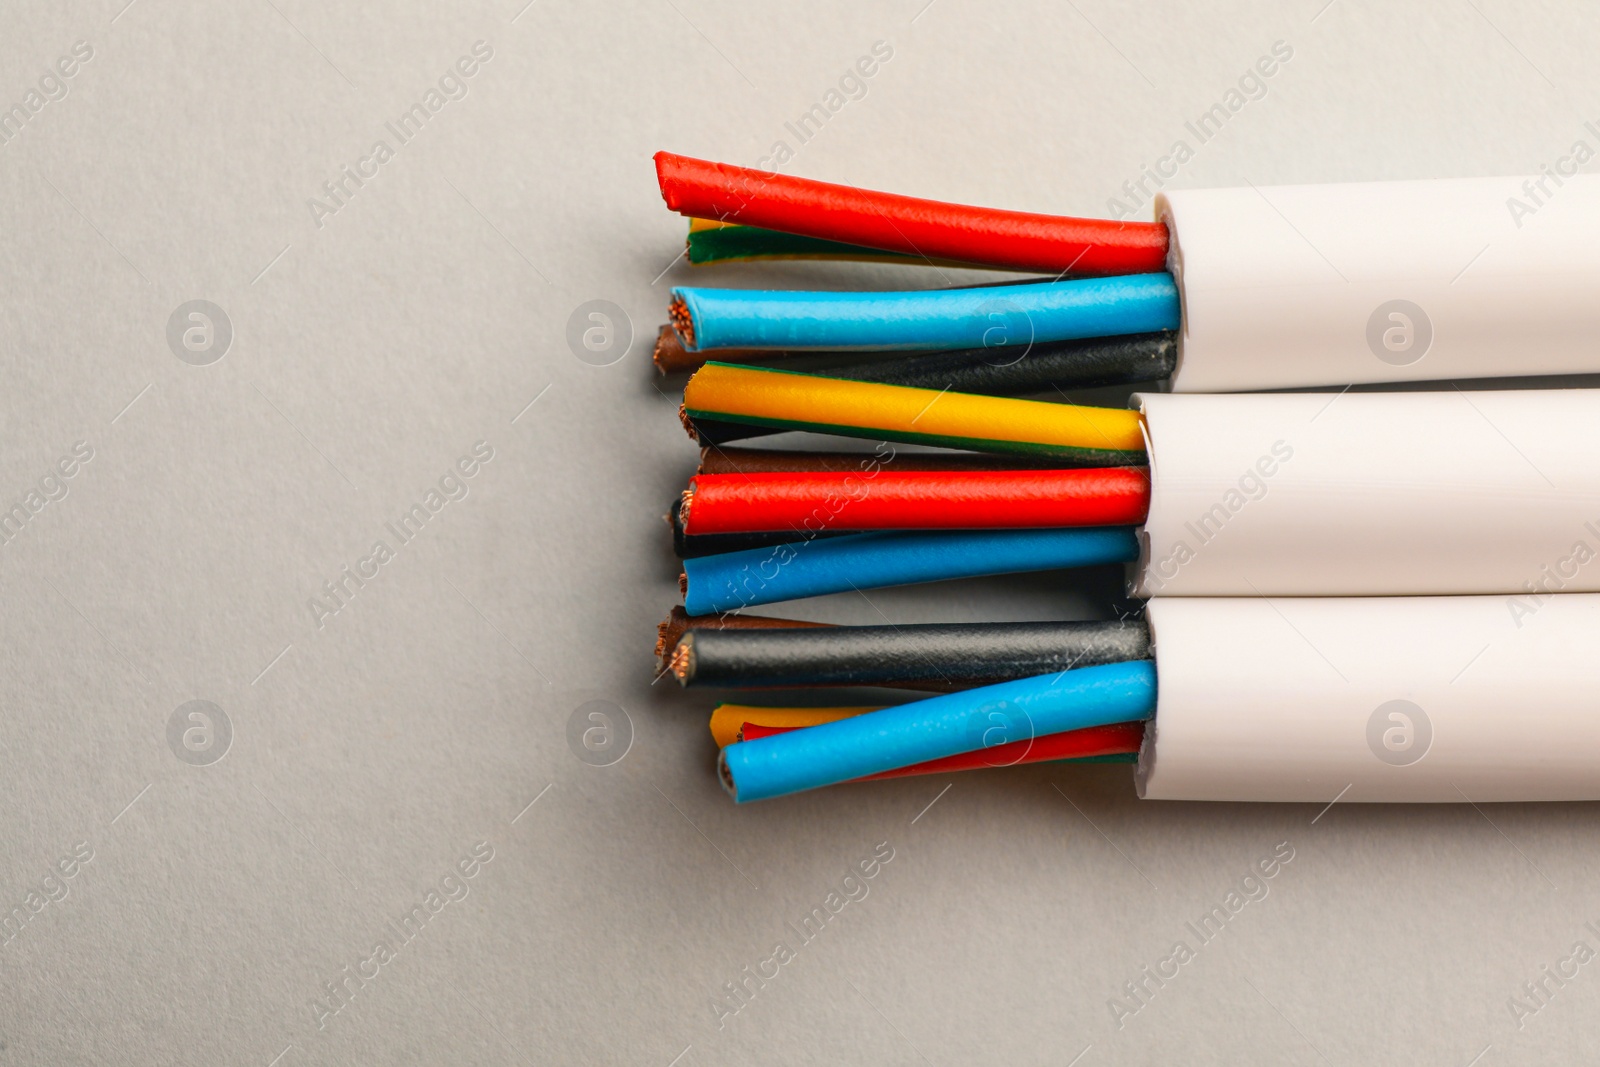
[674,619,1151,688]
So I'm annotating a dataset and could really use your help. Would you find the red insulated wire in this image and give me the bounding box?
[654,152,1170,276]
[682,468,1151,535]
[739,721,1144,779]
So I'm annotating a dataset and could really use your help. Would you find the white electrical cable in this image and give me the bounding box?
[1131,389,1600,597]
[1159,175,1600,391]
[1139,595,1600,803]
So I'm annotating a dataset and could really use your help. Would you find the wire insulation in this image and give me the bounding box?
[683,364,1146,462]
[697,447,1064,476]
[708,704,870,748]
[682,468,1151,534]
[741,720,1145,777]
[670,496,853,559]
[677,332,1177,448]
[654,152,1170,275]
[681,526,1140,613]
[669,275,1180,352]
[655,605,828,672]
[718,661,1158,802]
[685,219,925,266]
[675,619,1151,688]
[829,331,1176,392]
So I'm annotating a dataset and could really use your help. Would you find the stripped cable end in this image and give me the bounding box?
[653,324,686,375]
[667,296,695,349]
[668,636,694,687]
[678,485,695,533]
[655,606,692,670]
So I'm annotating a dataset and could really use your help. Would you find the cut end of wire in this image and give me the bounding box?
[654,325,696,374]
[655,606,690,668]
[669,636,694,686]
[657,606,835,671]
[668,296,695,349]
[678,485,695,531]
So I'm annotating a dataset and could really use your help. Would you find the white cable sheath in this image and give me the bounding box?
[1139,595,1600,803]
[1159,175,1600,391]
[1131,389,1600,597]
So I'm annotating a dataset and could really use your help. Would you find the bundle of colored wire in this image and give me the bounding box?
[682,526,1139,614]
[740,720,1144,777]
[655,152,1170,275]
[669,497,853,559]
[671,619,1150,688]
[696,446,1065,476]
[681,468,1151,534]
[682,364,1146,463]
[655,605,828,673]
[668,275,1179,353]
[719,661,1157,802]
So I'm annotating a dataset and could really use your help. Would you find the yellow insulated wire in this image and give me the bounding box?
[708,704,876,749]
[682,362,1146,459]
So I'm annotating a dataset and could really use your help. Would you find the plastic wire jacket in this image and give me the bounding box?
[655,605,829,672]
[681,527,1140,614]
[741,720,1145,778]
[831,331,1177,391]
[676,620,1151,688]
[688,333,1178,446]
[709,704,870,748]
[719,661,1157,802]
[1158,176,1600,391]
[682,468,1151,534]
[1132,389,1600,597]
[655,315,1177,385]
[685,221,926,266]
[670,497,853,559]
[654,152,1170,275]
[1139,595,1600,802]
[683,364,1147,463]
[697,447,1067,476]
[670,275,1180,353]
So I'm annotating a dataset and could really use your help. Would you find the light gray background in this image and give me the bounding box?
[2,0,1597,1063]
